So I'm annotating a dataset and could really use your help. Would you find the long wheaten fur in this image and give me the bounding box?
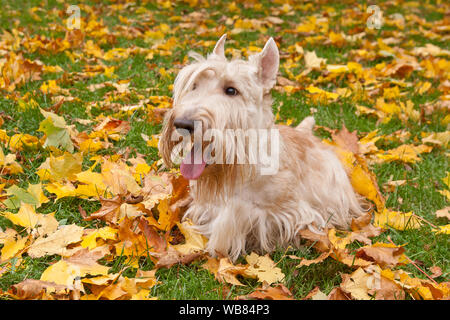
[159,35,365,261]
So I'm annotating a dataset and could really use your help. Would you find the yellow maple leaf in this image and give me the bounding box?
[101,160,142,195]
[28,224,84,258]
[45,181,79,200]
[3,203,40,229]
[433,224,450,235]
[156,199,177,231]
[0,229,28,262]
[306,85,338,102]
[382,268,449,300]
[341,266,406,300]
[37,152,83,182]
[326,64,348,73]
[374,208,422,230]
[442,172,450,189]
[377,144,432,164]
[40,80,61,95]
[416,81,432,95]
[358,130,382,155]
[375,97,401,123]
[244,252,285,285]
[75,170,107,196]
[0,148,23,174]
[329,140,385,210]
[131,289,156,300]
[79,137,104,153]
[296,17,317,33]
[146,134,159,148]
[350,165,385,210]
[340,267,373,300]
[438,189,450,201]
[27,183,50,207]
[383,86,401,99]
[328,229,352,250]
[84,40,104,59]
[40,258,109,286]
[422,131,450,148]
[103,66,116,78]
[8,133,40,152]
[173,220,207,255]
[81,227,118,250]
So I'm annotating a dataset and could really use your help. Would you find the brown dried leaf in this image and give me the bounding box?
[11,279,72,300]
[138,217,167,253]
[298,228,330,252]
[429,266,443,279]
[355,243,407,268]
[296,251,331,267]
[328,287,352,300]
[435,207,450,220]
[238,283,294,300]
[331,124,360,154]
[84,196,123,224]
[202,256,248,286]
[154,246,204,269]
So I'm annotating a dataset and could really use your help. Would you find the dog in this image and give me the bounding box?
[159,35,365,261]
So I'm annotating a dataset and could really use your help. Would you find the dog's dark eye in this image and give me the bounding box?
[192,83,197,90]
[225,87,238,96]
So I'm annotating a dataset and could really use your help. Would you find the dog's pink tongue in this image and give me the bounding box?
[180,149,206,180]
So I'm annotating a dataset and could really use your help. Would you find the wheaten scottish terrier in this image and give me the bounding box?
[159,35,364,261]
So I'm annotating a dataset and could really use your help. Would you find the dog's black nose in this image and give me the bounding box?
[174,118,195,133]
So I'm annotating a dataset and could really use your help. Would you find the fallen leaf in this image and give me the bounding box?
[36,152,83,182]
[10,279,72,300]
[40,255,109,287]
[429,266,443,279]
[340,266,406,300]
[173,220,207,255]
[28,224,84,258]
[80,227,118,250]
[296,251,331,267]
[374,208,422,230]
[327,287,351,300]
[38,108,74,152]
[331,125,360,155]
[154,246,204,269]
[433,224,450,235]
[377,144,432,164]
[0,229,29,262]
[2,203,40,228]
[304,50,326,69]
[202,256,248,286]
[238,283,294,300]
[244,252,285,285]
[435,207,450,220]
[355,242,408,268]
[84,196,123,224]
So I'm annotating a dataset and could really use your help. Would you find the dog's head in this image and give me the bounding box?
[159,35,280,180]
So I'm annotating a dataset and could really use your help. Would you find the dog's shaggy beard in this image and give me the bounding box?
[159,106,263,200]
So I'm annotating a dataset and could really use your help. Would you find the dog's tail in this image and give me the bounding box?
[295,116,315,131]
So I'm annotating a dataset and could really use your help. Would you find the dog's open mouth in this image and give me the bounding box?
[179,146,206,180]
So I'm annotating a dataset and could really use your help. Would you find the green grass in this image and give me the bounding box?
[0,0,448,299]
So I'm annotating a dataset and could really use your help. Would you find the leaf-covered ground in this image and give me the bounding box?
[0,0,449,300]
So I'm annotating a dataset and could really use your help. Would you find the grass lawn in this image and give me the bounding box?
[0,0,448,300]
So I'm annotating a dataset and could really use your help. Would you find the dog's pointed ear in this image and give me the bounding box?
[258,38,279,88]
[212,34,227,58]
